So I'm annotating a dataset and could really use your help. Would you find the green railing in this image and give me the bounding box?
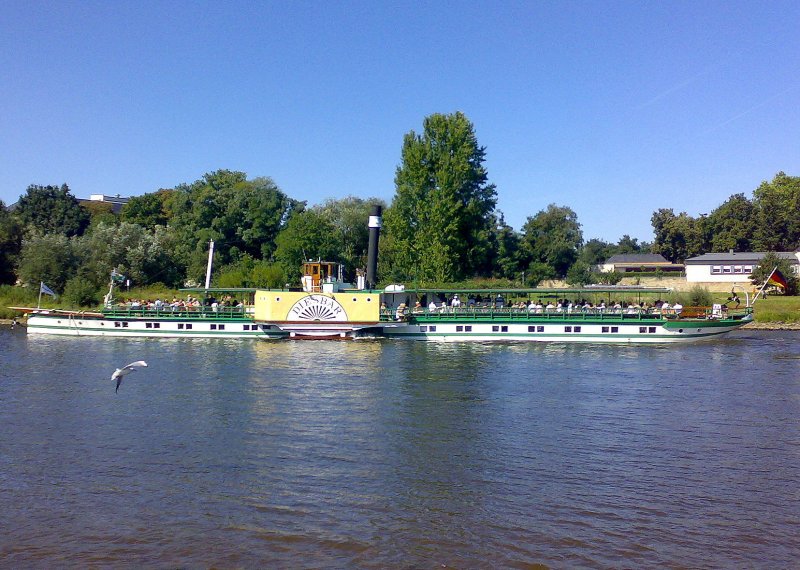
[379,306,752,323]
[102,306,249,320]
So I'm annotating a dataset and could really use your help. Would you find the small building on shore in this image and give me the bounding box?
[685,251,800,283]
[598,254,684,273]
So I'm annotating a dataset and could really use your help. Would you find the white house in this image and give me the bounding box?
[684,251,800,283]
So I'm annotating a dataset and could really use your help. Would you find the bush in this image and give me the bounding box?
[677,285,714,307]
[595,271,623,285]
[62,276,101,307]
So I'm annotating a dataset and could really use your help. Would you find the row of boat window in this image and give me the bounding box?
[111,322,262,331]
[417,325,660,334]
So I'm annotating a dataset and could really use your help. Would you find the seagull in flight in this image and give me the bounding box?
[112,361,148,393]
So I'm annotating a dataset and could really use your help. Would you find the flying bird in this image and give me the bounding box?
[112,360,148,393]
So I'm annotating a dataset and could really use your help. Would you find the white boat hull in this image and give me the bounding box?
[381,319,749,343]
[25,314,285,339]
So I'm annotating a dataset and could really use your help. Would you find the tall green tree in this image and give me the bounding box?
[384,112,498,283]
[705,193,756,252]
[167,170,302,282]
[74,222,181,288]
[752,172,800,251]
[579,238,615,266]
[520,204,583,278]
[14,184,90,237]
[312,196,386,280]
[274,210,341,283]
[650,208,705,263]
[120,189,174,229]
[0,201,23,284]
[492,214,523,280]
[17,231,79,291]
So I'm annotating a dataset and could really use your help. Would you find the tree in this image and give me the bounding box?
[752,172,800,251]
[384,112,498,283]
[120,190,174,229]
[565,261,596,286]
[216,257,285,289]
[274,210,340,282]
[312,196,386,280]
[750,252,798,295]
[520,204,583,277]
[650,208,705,263]
[17,232,78,291]
[14,184,90,237]
[74,222,181,288]
[82,200,118,228]
[166,170,302,282]
[492,214,523,280]
[579,238,615,267]
[0,201,23,284]
[616,234,643,254]
[705,193,756,252]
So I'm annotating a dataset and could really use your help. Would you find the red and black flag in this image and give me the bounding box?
[767,268,788,289]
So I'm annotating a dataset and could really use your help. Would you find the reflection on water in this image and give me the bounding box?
[0,329,798,567]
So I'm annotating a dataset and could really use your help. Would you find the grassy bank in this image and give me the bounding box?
[750,296,800,324]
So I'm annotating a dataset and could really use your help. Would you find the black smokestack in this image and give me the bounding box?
[365,205,382,289]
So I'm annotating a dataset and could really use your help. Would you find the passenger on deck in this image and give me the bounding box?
[451,294,461,308]
[428,300,437,312]
[395,303,406,321]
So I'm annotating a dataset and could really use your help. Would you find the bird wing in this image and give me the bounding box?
[122,360,148,371]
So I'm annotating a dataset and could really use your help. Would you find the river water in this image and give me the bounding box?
[1,328,798,568]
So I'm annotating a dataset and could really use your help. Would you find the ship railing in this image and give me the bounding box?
[102,306,249,319]
[381,305,752,322]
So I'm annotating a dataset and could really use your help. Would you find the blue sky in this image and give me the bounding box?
[2,1,798,242]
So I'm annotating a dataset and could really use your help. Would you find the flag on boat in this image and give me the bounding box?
[767,268,788,289]
[39,282,57,297]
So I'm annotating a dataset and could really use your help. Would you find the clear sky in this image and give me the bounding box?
[2,1,798,243]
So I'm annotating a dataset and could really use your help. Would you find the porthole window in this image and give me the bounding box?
[465,326,472,332]
[429,326,437,332]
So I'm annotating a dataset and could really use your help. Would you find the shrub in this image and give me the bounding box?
[676,285,713,307]
[62,276,101,307]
